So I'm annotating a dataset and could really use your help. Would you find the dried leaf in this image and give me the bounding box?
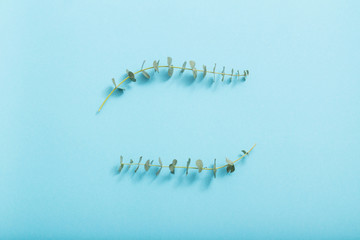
[180,61,187,73]
[186,158,191,176]
[153,60,159,73]
[221,67,225,81]
[118,155,124,173]
[213,63,216,82]
[196,159,203,173]
[203,65,207,78]
[112,78,117,88]
[167,56,172,66]
[126,69,136,82]
[169,159,177,174]
[168,65,174,77]
[189,60,196,69]
[156,157,163,176]
[226,158,234,166]
[144,160,150,171]
[213,159,217,178]
[192,68,197,79]
[134,156,142,173]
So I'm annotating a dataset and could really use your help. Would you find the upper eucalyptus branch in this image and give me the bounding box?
[98,57,250,112]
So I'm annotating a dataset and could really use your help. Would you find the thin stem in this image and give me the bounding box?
[98,65,246,112]
[121,144,256,171]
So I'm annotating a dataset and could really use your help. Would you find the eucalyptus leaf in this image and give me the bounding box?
[226,158,235,173]
[180,61,187,73]
[112,78,117,88]
[221,67,225,81]
[213,63,216,82]
[118,155,124,173]
[230,68,234,82]
[144,160,150,171]
[186,158,191,176]
[169,159,177,174]
[242,150,247,154]
[196,159,203,173]
[189,60,196,69]
[153,60,159,73]
[141,60,146,70]
[167,57,172,66]
[203,65,207,78]
[127,159,133,170]
[126,69,136,82]
[134,156,142,173]
[142,70,150,79]
[237,70,240,80]
[156,157,163,176]
[192,68,197,79]
[168,65,174,77]
[226,164,235,173]
[213,159,217,178]
[226,158,234,166]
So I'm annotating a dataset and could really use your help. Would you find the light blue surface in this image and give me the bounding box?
[1,0,360,239]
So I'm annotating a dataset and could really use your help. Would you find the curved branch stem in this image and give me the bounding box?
[121,143,256,171]
[98,65,246,112]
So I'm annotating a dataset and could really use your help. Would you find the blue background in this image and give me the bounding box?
[1,0,359,239]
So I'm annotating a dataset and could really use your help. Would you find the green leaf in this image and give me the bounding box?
[134,156,142,173]
[189,60,196,69]
[213,63,216,82]
[168,65,174,77]
[230,68,234,82]
[226,158,235,173]
[156,157,163,176]
[153,60,159,73]
[186,158,191,176]
[144,160,150,171]
[169,159,177,174]
[142,70,150,79]
[203,65,207,78]
[221,67,225,81]
[242,150,247,154]
[196,159,203,173]
[118,155,124,173]
[167,56,172,67]
[192,68,197,79]
[126,69,136,82]
[213,159,217,178]
[127,159,133,170]
[180,61,187,73]
[112,78,117,88]
[226,164,235,173]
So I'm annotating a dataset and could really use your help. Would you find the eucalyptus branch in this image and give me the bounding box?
[98,58,250,112]
[118,144,256,177]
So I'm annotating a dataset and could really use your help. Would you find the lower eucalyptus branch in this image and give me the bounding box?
[117,144,256,177]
